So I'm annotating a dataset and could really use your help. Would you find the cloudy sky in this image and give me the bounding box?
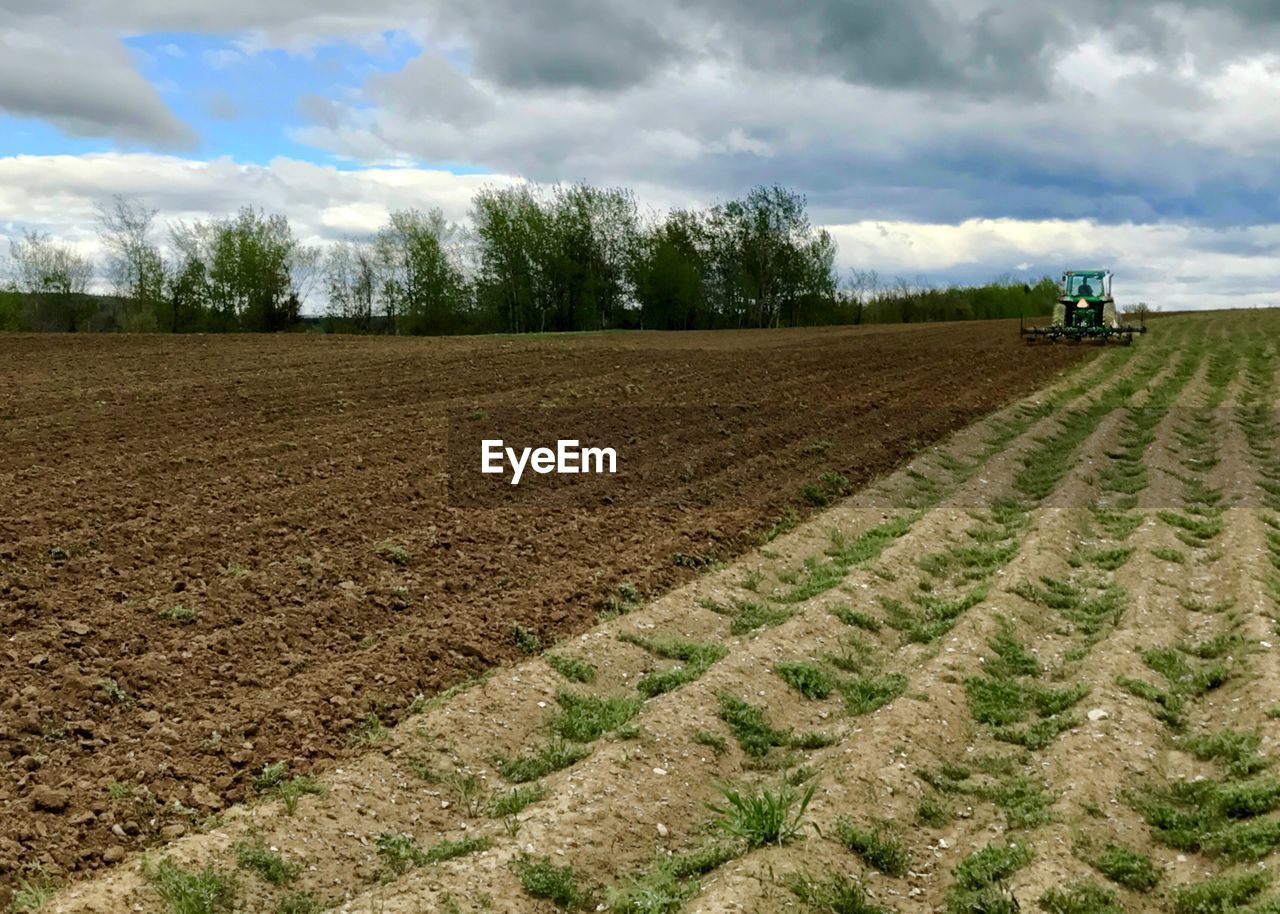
[1,0,1278,310]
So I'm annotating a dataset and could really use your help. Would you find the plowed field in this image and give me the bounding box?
[0,321,1084,901]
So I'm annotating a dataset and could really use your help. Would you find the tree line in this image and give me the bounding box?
[0,185,1057,334]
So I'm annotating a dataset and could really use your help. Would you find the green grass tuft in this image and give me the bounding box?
[159,604,197,624]
[375,832,491,881]
[776,661,836,700]
[422,835,491,864]
[841,673,908,716]
[832,605,883,632]
[373,541,410,565]
[234,839,301,887]
[1179,729,1268,778]
[276,775,326,815]
[1172,870,1270,914]
[497,738,591,783]
[779,516,913,603]
[512,623,542,653]
[9,870,57,913]
[275,893,322,914]
[374,832,422,880]
[550,691,642,742]
[546,654,596,683]
[692,729,727,754]
[514,854,590,910]
[620,633,727,697]
[947,843,1033,914]
[917,795,951,827]
[1127,775,1280,860]
[703,597,795,634]
[952,843,1033,888]
[986,774,1056,829]
[1159,510,1223,546]
[601,582,644,617]
[489,783,547,817]
[144,859,236,914]
[881,585,990,642]
[709,781,815,848]
[607,864,698,914]
[1038,880,1123,914]
[718,694,790,756]
[1077,840,1161,892]
[788,871,891,914]
[834,819,910,876]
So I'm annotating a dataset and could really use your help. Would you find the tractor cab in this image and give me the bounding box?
[1058,270,1115,332]
[1063,270,1110,302]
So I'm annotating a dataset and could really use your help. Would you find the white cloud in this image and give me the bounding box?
[0,152,519,270]
[827,218,1280,310]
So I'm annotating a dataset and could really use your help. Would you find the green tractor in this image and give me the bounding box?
[1021,270,1147,344]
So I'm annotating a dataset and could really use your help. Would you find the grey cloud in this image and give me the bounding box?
[10,0,419,37]
[1073,0,1280,67]
[302,40,1280,233]
[437,0,679,91]
[693,0,1058,96]
[367,52,492,125]
[0,19,197,148]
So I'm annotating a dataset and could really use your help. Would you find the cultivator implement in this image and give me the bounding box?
[1020,269,1147,345]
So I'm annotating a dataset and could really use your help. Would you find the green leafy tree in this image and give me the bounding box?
[545,183,639,331]
[472,184,548,333]
[175,208,306,332]
[376,209,469,335]
[632,209,708,330]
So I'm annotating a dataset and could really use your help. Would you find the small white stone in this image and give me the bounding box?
[1087,708,1110,722]
[653,767,668,776]
[937,838,950,849]
[657,823,669,837]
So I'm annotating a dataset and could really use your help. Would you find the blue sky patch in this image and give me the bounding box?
[120,30,422,166]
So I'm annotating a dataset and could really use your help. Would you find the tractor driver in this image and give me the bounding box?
[1077,277,1094,296]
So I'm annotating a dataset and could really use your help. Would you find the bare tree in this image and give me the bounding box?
[96,195,165,331]
[8,230,94,331]
[1125,301,1153,323]
[323,239,379,331]
[845,268,882,324]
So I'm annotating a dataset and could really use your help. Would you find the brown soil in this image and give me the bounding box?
[0,321,1084,894]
